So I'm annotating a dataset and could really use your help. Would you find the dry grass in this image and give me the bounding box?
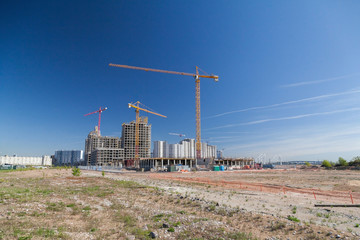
[0,169,356,240]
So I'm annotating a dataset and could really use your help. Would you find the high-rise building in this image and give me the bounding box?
[181,139,196,158]
[153,141,167,158]
[177,143,184,158]
[168,143,180,158]
[121,117,151,160]
[206,144,217,159]
[85,127,123,166]
[152,138,216,159]
[54,150,84,166]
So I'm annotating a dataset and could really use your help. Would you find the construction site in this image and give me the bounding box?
[3,65,360,239]
[82,64,255,172]
[3,2,360,239]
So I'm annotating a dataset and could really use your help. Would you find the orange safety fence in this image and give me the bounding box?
[149,173,359,204]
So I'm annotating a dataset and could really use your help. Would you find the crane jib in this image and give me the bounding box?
[109,63,218,80]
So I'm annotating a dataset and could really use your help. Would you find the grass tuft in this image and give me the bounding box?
[287,215,300,222]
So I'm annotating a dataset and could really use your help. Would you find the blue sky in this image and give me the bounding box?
[1,0,360,162]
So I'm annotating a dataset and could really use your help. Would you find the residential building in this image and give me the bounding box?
[85,127,123,166]
[121,117,151,160]
[54,150,84,166]
[0,155,52,166]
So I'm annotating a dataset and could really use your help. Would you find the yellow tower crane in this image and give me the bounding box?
[128,101,167,168]
[110,63,219,161]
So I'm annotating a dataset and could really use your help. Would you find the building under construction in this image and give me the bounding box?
[85,127,124,166]
[90,147,124,166]
[139,157,254,171]
[121,117,151,164]
[83,115,253,171]
[214,158,254,169]
[153,139,216,159]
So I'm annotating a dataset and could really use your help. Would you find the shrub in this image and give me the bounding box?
[349,156,360,166]
[72,168,81,176]
[321,160,332,168]
[337,157,348,167]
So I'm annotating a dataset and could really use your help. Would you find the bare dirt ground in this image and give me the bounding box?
[0,168,359,240]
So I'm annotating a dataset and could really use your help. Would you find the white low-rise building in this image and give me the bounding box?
[0,155,52,166]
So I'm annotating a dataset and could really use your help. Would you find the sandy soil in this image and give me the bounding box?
[0,168,359,240]
[85,168,360,238]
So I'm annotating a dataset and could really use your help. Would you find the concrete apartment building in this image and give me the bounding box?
[85,127,124,166]
[153,140,167,158]
[0,155,52,166]
[90,148,124,166]
[54,150,84,166]
[153,138,217,159]
[121,117,151,160]
[84,116,151,166]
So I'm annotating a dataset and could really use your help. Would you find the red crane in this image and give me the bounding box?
[84,107,108,136]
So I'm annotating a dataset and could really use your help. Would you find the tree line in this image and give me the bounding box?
[321,156,360,168]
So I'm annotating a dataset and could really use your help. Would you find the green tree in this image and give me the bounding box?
[322,160,332,168]
[305,162,311,167]
[338,157,348,166]
[349,156,360,166]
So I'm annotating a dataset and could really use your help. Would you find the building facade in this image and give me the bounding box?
[153,138,216,159]
[0,155,52,166]
[121,117,151,160]
[90,148,124,166]
[85,127,123,166]
[181,139,195,158]
[54,150,84,166]
[153,141,167,158]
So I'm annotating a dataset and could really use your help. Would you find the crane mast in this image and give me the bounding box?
[195,67,201,159]
[128,101,166,168]
[110,63,218,162]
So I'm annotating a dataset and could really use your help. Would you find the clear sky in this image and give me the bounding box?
[1,0,360,162]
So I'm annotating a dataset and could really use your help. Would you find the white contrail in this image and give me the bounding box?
[206,88,360,119]
[281,73,359,88]
[208,107,360,130]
